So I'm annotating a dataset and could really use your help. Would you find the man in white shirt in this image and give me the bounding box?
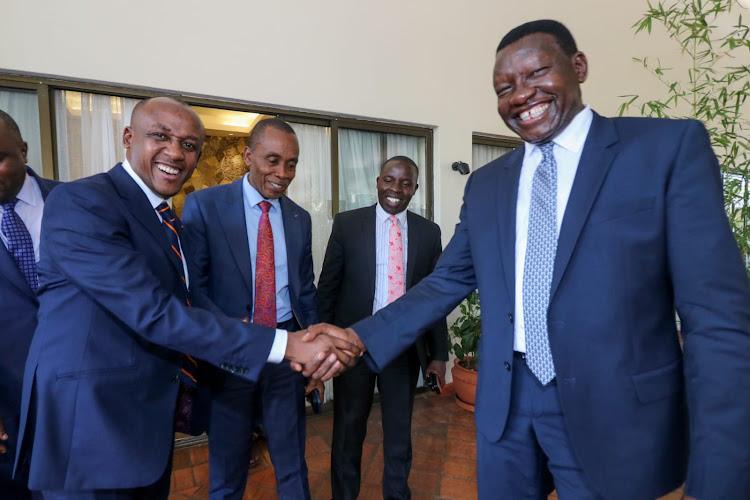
[307,20,750,500]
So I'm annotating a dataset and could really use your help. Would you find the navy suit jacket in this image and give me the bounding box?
[15,164,280,491]
[181,177,319,344]
[0,167,58,483]
[316,205,448,375]
[353,114,750,499]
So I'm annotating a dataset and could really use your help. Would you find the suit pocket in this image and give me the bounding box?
[588,196,656,224]
[631,359,683,404]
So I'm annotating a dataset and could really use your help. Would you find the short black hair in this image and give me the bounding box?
[381,155,419,178]
[0,109,24,143]
[248,118,297,150]
[497,19,578,56]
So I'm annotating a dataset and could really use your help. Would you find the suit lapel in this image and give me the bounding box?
[217,179,253,294]
[107,163,184,278]
[406,211,419,288]
[550,113,619,299]
[496,148,524,302]
[362,205,377,304]
[0,244,34,298]
[281,196,300,298]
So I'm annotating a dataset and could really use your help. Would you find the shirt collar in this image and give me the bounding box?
[122,159,173,209]
[375,202,407,226]
[523,104,593,158]
[15,169,42,208]
[242,173,281,212]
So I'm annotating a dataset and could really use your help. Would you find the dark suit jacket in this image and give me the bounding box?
[352,114,750,499]
[317,205,448,374]
[0,167,58,485]
[181,177,319,339]
[15,164,280,491]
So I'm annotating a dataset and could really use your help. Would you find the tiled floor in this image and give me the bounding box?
[168,391,684,500]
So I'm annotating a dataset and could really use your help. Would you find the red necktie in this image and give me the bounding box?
[253,201,276,327]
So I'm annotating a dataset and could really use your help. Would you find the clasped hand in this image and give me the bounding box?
[286,324,366,381]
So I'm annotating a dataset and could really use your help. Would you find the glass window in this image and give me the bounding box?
[338,128,427,217]
[0,88,42,174]
[54,90,140,181]
[472,142,515,169]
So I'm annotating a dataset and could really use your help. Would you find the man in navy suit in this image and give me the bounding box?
[182,118,321,500]
[13,97,355,500]
[308,20,750,500]
[0,110,59,500]
[317,156,448,499]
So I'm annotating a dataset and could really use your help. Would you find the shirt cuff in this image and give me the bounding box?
[267,329,288,363]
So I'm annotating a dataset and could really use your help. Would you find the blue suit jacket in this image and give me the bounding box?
[181,177,319,339]
[15,164,280,491]
[354,114,750,499]
[0,167,58,487]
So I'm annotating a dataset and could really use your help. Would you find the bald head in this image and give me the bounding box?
[0,109,24,146]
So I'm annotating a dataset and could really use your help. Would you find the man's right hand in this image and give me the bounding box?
[285,329,360,381]
[303,324,366,353]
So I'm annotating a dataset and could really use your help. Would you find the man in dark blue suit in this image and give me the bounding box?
[308,20,750,500]
[13,97,355,500]
[0,110,59,500]
[182,118,320,500]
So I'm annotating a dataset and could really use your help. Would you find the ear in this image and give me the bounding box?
[413,183,419,194]
[573,51,588,84]
[21,141,28,163]
[123,126,133,149]
[242,145,252,168]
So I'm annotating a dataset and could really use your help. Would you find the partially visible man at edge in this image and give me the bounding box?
[0,110,59,500]
[304,20,750,500]
[13,96,356,500]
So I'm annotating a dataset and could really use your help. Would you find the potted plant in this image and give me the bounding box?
[448,290,481,411]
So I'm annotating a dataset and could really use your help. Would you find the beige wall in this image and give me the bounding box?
[1,0,680,239]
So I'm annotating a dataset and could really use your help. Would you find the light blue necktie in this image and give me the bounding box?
[2,198,39,293]
[523,142,557,384]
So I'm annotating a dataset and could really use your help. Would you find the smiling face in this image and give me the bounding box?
[377,159,419,215]
[243,126,298,200]
[493,32,587,144]
[123,97,205,198]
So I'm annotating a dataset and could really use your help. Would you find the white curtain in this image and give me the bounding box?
[0,88,42,175]
[286,122,335,402]
[339,128,427,217]
[472,142,515,170]
[55,90,139,181]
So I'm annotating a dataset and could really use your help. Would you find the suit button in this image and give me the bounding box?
[508,313,513,323]
[504,362,511,371]
[171,374,179,382]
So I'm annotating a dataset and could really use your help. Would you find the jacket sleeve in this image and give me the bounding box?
[316,213,345,324]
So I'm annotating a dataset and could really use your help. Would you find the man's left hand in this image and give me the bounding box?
[425,360,447,387]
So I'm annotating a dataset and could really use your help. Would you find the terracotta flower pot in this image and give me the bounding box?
[451,357,478,412]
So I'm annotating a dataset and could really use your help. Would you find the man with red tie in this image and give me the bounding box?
[182,118,321,500]
[317,156,448,499]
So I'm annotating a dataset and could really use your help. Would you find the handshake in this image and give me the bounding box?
[284,324,366,381]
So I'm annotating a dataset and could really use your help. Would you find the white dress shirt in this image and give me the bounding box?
[513,106,593,352]
[373,203,409,314]
[0,171,44,261]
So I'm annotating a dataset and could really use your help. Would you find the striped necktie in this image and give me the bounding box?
[156,201,199,434]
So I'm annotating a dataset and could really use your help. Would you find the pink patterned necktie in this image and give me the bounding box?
[387,215,405,303]
[254,201,276,327]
